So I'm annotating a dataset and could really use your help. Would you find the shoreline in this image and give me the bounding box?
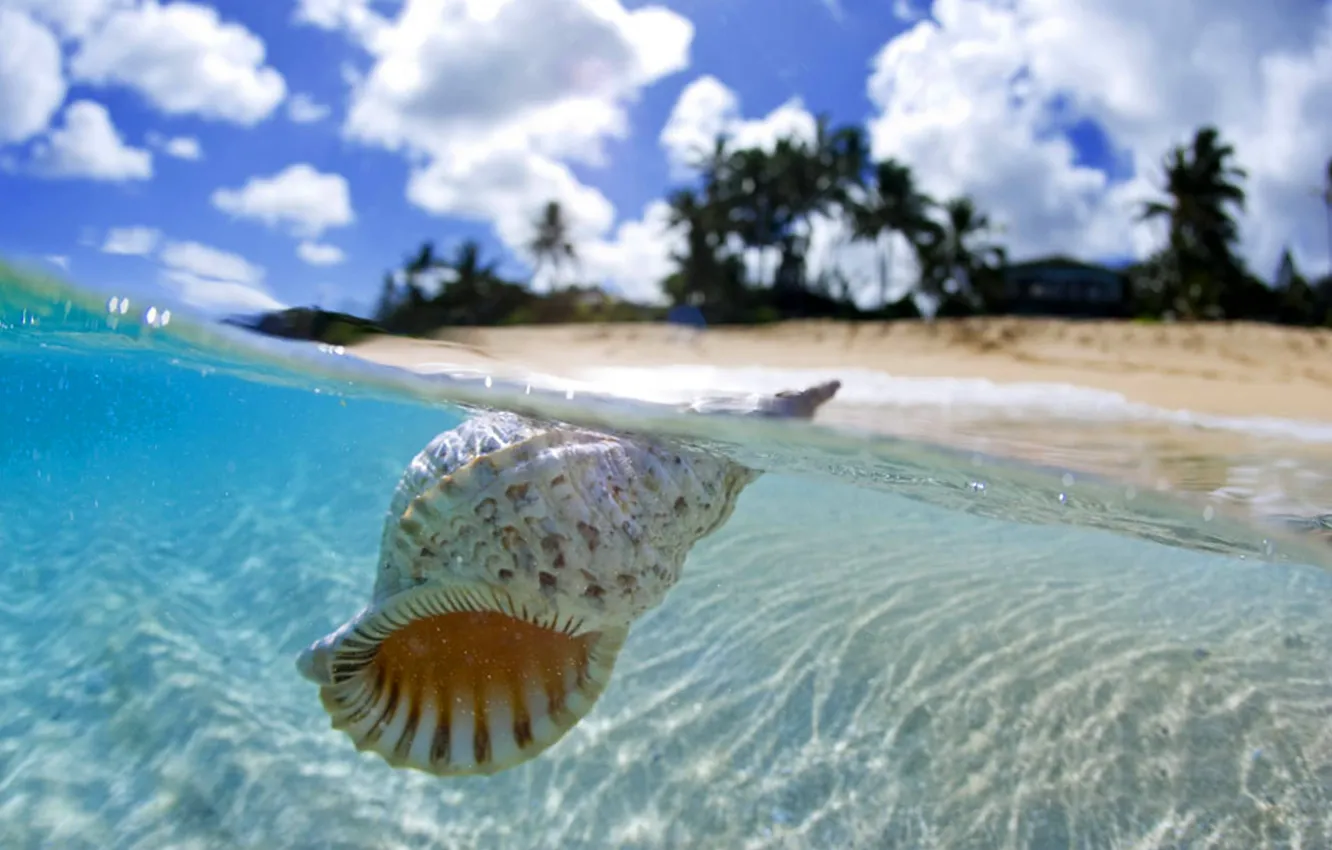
[337,317,1332,518]
[346,317,1332,424]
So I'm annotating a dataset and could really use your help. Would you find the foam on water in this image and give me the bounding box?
[3,264,1332,848]
[568,365,1332,445]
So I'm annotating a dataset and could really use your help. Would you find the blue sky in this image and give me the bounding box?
[1,0,1329,317]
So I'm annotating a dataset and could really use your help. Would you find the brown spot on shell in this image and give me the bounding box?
[473,699,492,766]
[476,498,498,520]
[393,693,423,763]
[430,708,452,765]
[538,572,558,593]
[541,534,568,569]
[513,713,534,749]
[505,482,531,504]
[576,521,600,551]
[541,534,567,555]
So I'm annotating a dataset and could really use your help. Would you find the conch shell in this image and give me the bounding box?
[296,380,840,776]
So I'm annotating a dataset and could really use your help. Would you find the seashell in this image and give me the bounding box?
[296,380,840,777]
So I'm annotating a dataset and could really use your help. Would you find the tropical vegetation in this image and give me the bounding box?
[270,121,1332,344]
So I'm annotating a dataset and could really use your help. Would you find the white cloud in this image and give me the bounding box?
[144,131,203,160]
[0,9,67,144]
[315,0,692,297]
[70,0,286,126]
[162,135,202,160]
[5,0,131,39]
[28,100,152,181]
[891,0,926,23]
[287,93,331,124]
[406,141,614,255]
[162,271,286,312]
[297,240,346,266]
[293,0,388,45]
[159,240,262,283]
[101,225,162,256]
[661,74,818,178]
[865,0,1332,277]
[658,75,738,177]
[577,199,681,304]
[45,254,70,270]
[341,0,691,164]
[158,239,283,312]
[210,164,355,239]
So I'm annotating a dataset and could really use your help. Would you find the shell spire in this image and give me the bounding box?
[297,379,840,777]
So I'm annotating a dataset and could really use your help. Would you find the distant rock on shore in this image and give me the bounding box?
[221,307,385,346]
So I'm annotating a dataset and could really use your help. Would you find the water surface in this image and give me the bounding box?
[2,266,1330,849]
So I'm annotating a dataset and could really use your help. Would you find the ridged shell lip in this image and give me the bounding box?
[299,582,627,777]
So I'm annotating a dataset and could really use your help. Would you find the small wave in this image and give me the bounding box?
[569,365,1332,445]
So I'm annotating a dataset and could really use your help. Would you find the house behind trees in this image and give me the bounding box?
[999,255,1131,318]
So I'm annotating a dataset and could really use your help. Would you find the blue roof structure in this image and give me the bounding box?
[666,304,707,328]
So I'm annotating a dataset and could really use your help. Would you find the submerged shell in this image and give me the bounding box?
[298,411,759,777]
[296,381,840,778]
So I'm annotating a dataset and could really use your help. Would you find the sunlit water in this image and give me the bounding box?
[3,264,1331,849]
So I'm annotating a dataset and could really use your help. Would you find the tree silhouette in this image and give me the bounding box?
[850,158,936,306]
[373,271,398,323]
[528,200,578,289]
[1138,125,1248,317]
[332,118,1329,337]
[1322,156,1332,278]
[401,240,439,307]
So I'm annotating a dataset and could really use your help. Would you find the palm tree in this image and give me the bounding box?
[687,132,734,197]
[912,196,1006,307]
[431,239,506,325]
[821,120,870,205]
[724,146,783,287]
[1322,156,1332,277]
[1138,125,1248,317]
[528,200,578,288]
[446,239,499,302]
[850,157,936,306]
[767,137,821,290]
[401,240,441,306]
[373,271,398,323]
[774,116,868,292]
[662,186,747,315]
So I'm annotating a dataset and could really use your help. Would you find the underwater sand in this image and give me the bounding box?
[2,270,1331,849]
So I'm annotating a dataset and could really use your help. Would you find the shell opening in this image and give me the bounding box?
[309,584,626,777]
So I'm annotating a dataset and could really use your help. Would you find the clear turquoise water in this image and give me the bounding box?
[3,267,1331,849]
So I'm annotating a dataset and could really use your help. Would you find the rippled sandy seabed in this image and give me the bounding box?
[2,282,1332,848]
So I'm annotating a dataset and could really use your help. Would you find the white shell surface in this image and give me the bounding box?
[377,411,759,634]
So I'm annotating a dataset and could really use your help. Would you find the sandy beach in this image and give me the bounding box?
[343,318,1332,508]
[348,317,1332,423]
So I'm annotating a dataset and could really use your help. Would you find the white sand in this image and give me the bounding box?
[349,318,1332,423]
